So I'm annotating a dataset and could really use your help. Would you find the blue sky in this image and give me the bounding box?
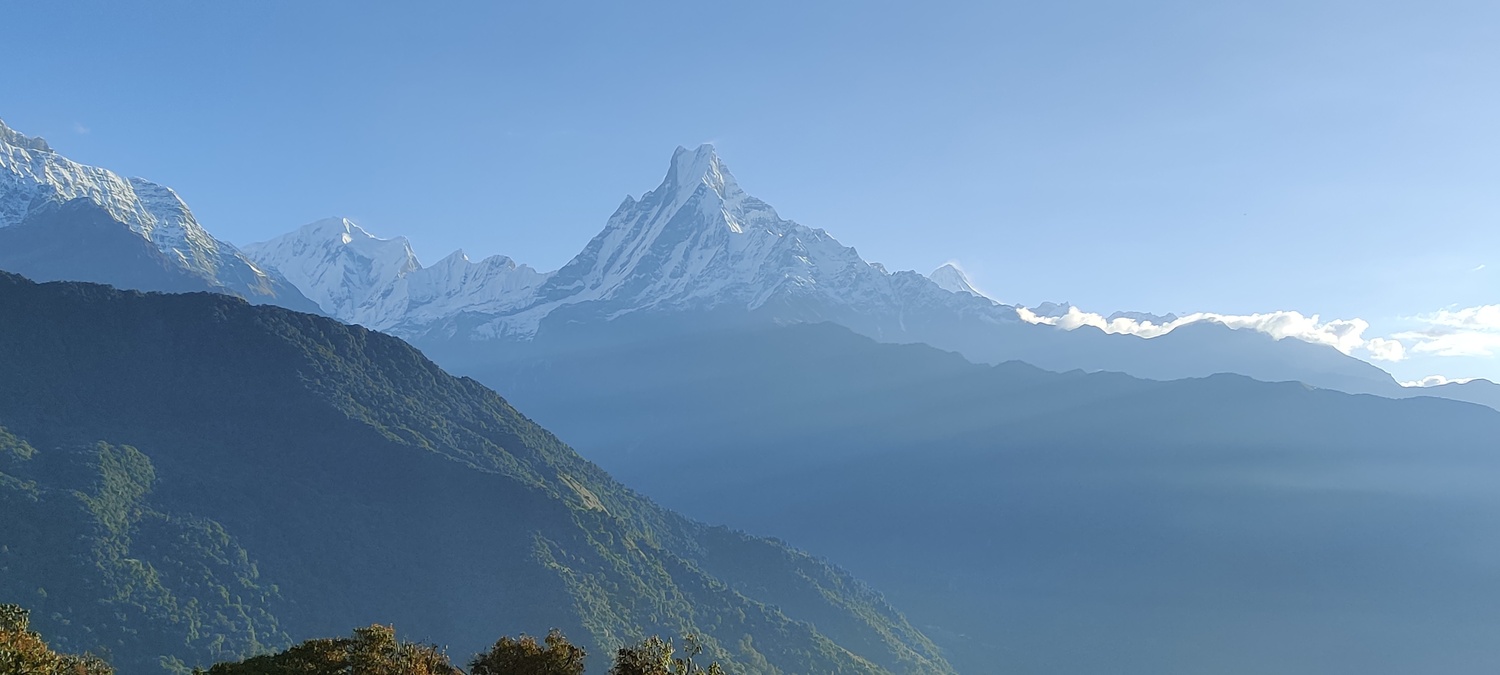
[3,1,1497,381]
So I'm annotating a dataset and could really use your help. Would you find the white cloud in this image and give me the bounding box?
[1364,337,1406,362]
[1401,374,1476,388]
[1393,304,1500,358]
[1014,301,1500,374]
[1395,330,1500,357]
[1416,305,1500,331]
[72,122,90,135]
[1016,306,1405,361]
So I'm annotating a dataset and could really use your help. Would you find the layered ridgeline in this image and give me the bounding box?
[0,120,1481,407]
[0,272,952,675]
[242,144,1469,405]
[452,315,1500,675]
[0,120,317,312]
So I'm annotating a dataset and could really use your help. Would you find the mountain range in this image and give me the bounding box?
[4,116,1488,406]
[235,139,1493,409]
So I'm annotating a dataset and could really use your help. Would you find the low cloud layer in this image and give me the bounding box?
[1393,305,1500,358]
[1016,306,1406,362]
[1009,298,1500,380]
[1401,374,1476,387]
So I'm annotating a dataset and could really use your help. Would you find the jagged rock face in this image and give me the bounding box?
[0,118,315,310]
[475,144,998,338]
[241,217,424,322]
[531,145,870,313]
[242,218,551,332]
[247,145,1015,339]
[0,121,51,153]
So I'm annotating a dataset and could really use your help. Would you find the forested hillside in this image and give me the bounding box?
[0,272,951,675]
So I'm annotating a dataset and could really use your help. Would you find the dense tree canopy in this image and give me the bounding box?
[470,629,587,675]
[2,608,731,675]
[610,635,724,675]
[0,604,113,675]
[203,624,459,675]
[196,624,722,675]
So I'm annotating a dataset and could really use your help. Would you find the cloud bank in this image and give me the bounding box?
[1009,297,1500,377]
[1400,374,1476,388]
[1393,305,1500,358]
[1016,306,1407,362]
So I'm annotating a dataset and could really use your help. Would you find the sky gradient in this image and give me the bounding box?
[3,0,1496,381]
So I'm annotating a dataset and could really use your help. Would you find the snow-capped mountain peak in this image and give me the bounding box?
[0,118,52,153]
[242,217,548,332]
[663,144,747,215]
[489,145,898,332]
[0,117,313,309]
[241,217,421,320]
[1,119,222,272]
[646,143,769,236]
[929,263,989,299]
[303,217,421,275]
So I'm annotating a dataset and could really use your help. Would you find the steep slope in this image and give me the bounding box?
[446,315,1500,675]
[0,199,234,296]
[242,217,550,331]
[0,119,316,312]
[0,272,952,675]
[485,145,921,337]
[0,428,288,674]
[243,217,555,331]
[239,217,423,319]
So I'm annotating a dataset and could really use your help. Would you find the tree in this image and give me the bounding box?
[609,635,723,675]
[0,603,114,675]
[204,624,460,675]
[469,628,586,675]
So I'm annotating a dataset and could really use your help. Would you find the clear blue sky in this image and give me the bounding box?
[3,1,1497,381]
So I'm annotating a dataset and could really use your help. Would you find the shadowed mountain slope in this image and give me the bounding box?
[0,272,952,675]
[439,314,1500,675]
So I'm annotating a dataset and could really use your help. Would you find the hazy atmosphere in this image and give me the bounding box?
[3,3,1498,674]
